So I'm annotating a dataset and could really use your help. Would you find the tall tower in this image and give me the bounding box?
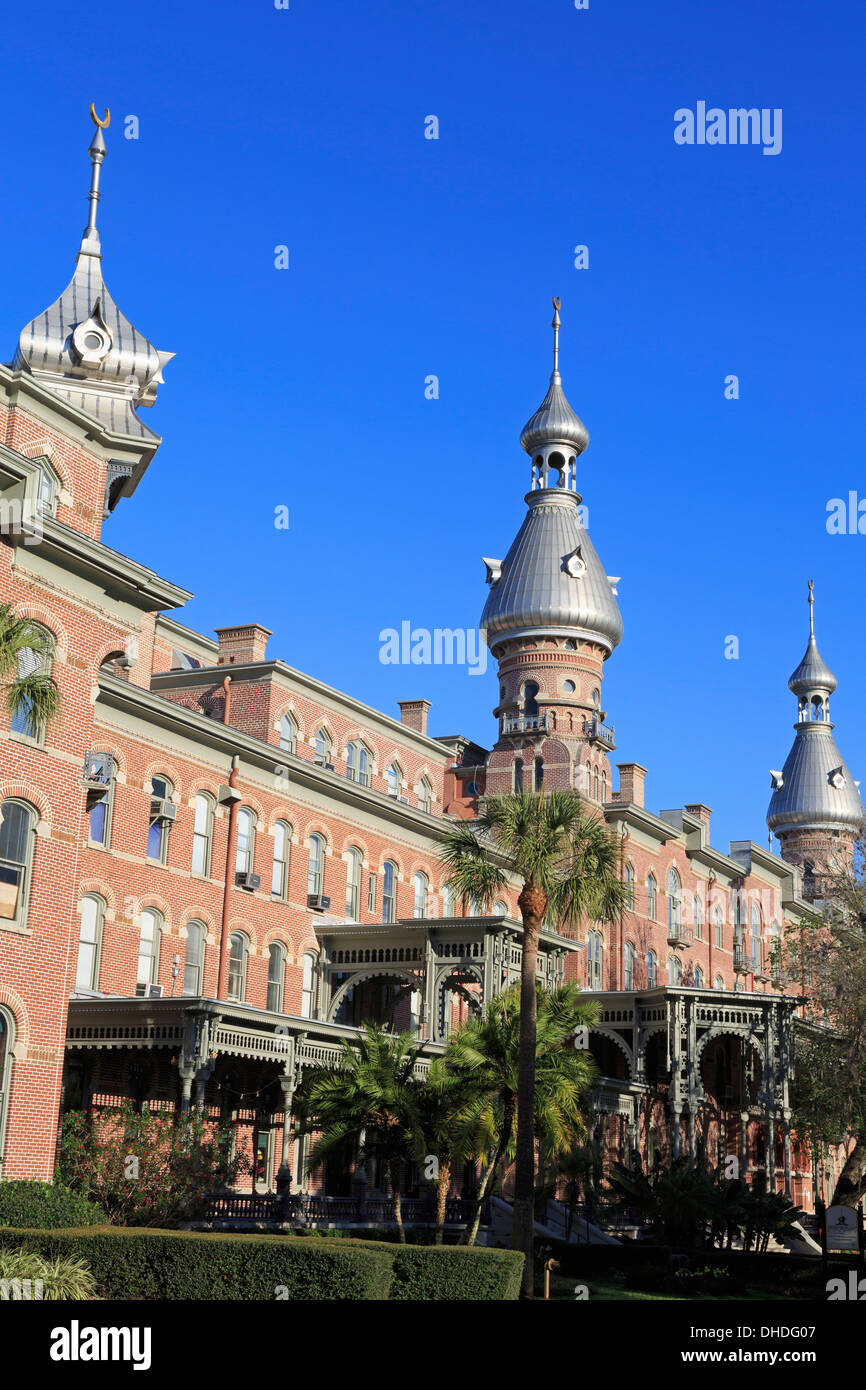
[767,583,865,897]
[480,301,622,801]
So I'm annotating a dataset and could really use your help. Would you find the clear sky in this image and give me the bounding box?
[2,0,864,854]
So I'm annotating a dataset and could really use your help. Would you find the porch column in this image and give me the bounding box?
[740,1111,749,1185]
[671,1107,682,1160]
[766,1112,776,1193]
[782,1115,792,1198]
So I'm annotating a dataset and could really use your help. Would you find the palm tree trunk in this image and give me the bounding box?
[389,1162,407,1244]
[513,896,543,1298]
[434,1157,451,1245]
[833,1133,866,1207]
[463,1097,514,1247]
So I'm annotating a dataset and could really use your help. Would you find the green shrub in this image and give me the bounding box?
[0,1245,96,1300]
[0,1182,102,1230]
[388,1245,523,1301]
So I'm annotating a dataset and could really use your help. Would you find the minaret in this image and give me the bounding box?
[13,107,174,512]
[767,583,865,897]
[480,300,622,800]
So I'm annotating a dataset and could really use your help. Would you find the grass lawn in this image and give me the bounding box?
[546,1274,801,1302]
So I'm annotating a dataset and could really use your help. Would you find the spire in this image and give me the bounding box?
[551,296,561,382]
[788,580,837,706]
[520,298,589,489]
[80,106,110,258]
[808,578,815,638]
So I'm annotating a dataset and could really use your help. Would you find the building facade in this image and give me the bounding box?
[0,118,861,1210]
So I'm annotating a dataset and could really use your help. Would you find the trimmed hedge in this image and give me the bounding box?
[388,1245,523,1301]
[0,1182,102,1230]
[0,1227,523,1301]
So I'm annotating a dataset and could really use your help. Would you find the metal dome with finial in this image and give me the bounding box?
[519,298,589,456]
[787,581,837,696]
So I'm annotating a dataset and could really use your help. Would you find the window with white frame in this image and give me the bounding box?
[9,625,54,744]
[647,949,658,987]
[227,932,248,1002]
[345,847,363,920]
[667,868,681,935]
[417,777,433,813]
[625,940,635,990]
[75,894,104,991]
[413,871,428,919]
[183,920,206,996]
[587,930,603,989]
[301,951,318,1017]
[693,894,703,940]
[191,792,214,876]
[307,834,325,898]
[714,902,724,948]
[646,873,657,920]
[279,714,297,753]
[137,909,162,988]
[347,741,372,787]
[267,942,286,1012]
[272,819,291,899]
[0,799,36,928]
[314,729,332,766]
[147,777,174,863]
[382,860,397,923]
[386,762,402,797]
[669,955,682,985]
[624,862,635,910]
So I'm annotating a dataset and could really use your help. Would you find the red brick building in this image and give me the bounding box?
[0,119,859,1212]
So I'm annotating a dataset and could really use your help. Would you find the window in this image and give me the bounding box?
[345,847,363,920]
[601,769,607,802]
[587,930,603,989]
[625,940,635,990]
[513,758,523,793]
[0,799,36,927]
[750,902,762,972]
[534,758,544,791]
[83,753,115,848]
[279,713,297,753]
[267,942,286,1012]
[314,729,332,766]
[647,949,658,987]
[183,921,206,996]
[382,860,397,923]
[667,869,681,935]
[271,819,291,899]
[386,763,402,797]
[227,932,248,1002]
[35,460,58,516]
[441,882,454,917]
[413,871,428,919]
[417,777,433,813]
[9,628,54,743]
[137,909,162,988]
[307,833,325,898]
[669,955,682,986]
[347,741,372,787]
[301,951,317,1018]
[191,793,214,876]
[624,863,635,910]
[0,1006,16,1172]
[235,807,257,876]
[693,894,703,940]
[714,903,724,948]
[367,872,376,914]
[694,965,704,988]
[647,873,657,920]
[147,776,174,863]
[714,973,725,991]
[494,899,508,918]
[75,894,104,991]
[593,767,599,800]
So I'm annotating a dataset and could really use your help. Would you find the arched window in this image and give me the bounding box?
[183,920,206,996]
[314,729,332,766]
[417,777,433,813]
[513,758,523,793]
[307,834,325,898]
[693,894,703,940]
[534,758,544,791]
[523,682,539,718]
[624,940,636,990]
[714,973,725,991]
[442,883,455,917]
[669,955,682,986]
[9,624,54,743]
[227,932,248,1002]
[386,762,402,797]
[85,752,116,848]
[413,871,429,919]
[147,776,174,863]
[267,942,287,1012]
[646,873,657,920]
[137,908,162,989]
[624,862,635,910]
[75,894,104,991]
[494,899,508,918]
[0,798,37,927]
[769,920,781,979]
[714,902,724,948]
[301,951,318,1018]
[601,769,608,802]
[347,740,372,787]
[694,965,704,988]
[279,713,297,753]
[587,930,603,989]
[593,767,599,800]
[667,869,681,935]
[271,820,291,899]
[382,860,397,923]
[191,792,214,876]
[34,459,59,516]
[345,847,363,920]
[647,949,658,987]
[750,901,762,972]
[235,807,257,877]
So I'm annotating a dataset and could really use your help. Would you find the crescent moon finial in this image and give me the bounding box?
[89,104,111,130]
[552,296,561,311]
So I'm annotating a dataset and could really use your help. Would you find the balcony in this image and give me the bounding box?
[583,717,616,749]
[733,944,757,975]
[501,713,551,735]
[666,924,693,951]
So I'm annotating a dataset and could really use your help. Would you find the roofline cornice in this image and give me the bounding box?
[0,363,159,470]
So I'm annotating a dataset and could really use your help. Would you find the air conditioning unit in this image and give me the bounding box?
[150,798,178,822]
[308,894,332,911]
[235,872,262,891]
[398,795,409,804]
[135,983,164,998]
[321,762,336,772]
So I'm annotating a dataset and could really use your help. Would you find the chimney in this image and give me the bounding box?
[685,803,712,835]
[214,624,272,666]
[616,762,647,809]
[398,700,432,736]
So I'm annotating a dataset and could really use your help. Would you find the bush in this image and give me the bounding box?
[0,1245,96,1300]
[0,1182,102,1230]
[0,1228,523,1301]
[388,1245,523,1301]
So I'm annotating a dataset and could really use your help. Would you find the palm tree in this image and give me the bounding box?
[411,1057,478,1244]
[446,981,599,1250]
[440,789,624,1295]
[0,603,59,738]
[294,1024,422,1243]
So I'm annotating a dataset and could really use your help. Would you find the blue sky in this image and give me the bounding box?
[2,0,865,854]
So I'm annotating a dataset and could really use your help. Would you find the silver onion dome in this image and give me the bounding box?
[519,298,589,456]
[788,635,837,696]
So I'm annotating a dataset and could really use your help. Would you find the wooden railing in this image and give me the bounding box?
[203,1192,489,1226]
